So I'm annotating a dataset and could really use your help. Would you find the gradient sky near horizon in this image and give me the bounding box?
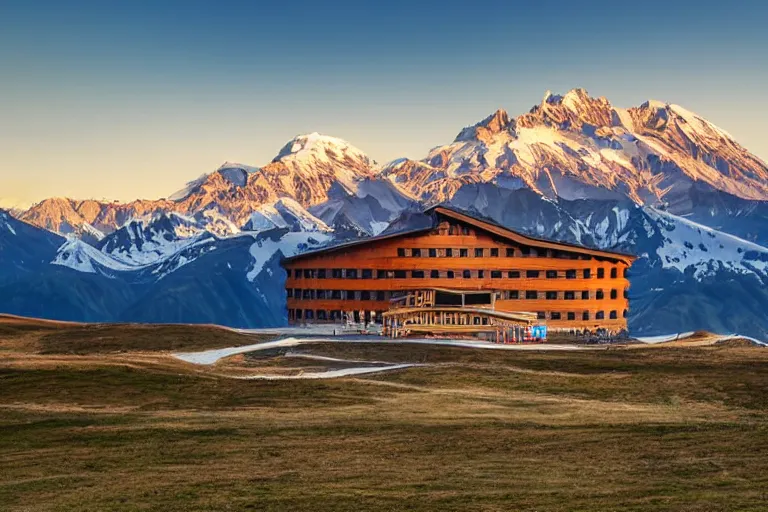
[1,0,767,208]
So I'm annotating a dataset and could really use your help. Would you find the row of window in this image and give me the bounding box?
[287,289,628,301]
[287,308,627,322]
[291,267,625,280]
[396,246,592,260]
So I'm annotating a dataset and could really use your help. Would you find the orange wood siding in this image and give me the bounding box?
[282,216,634,331]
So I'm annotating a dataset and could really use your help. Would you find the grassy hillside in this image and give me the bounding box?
[1,316,767,511]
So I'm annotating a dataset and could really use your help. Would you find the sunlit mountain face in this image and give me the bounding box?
[3,90,768,339]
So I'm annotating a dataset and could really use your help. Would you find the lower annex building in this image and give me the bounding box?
[281,206,635,339]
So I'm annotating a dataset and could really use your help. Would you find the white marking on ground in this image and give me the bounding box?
[226,364,422,380]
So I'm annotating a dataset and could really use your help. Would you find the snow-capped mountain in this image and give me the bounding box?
[382,88,768,207]
[242,197,331,233]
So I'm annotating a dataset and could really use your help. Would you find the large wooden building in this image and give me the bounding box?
[282,206,635,338]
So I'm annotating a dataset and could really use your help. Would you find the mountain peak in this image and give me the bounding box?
[273,132,371,165]
[454,108,513,143]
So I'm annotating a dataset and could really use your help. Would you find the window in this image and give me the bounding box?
[551,312,561,320]
[446,248,453,257]
[397,248,406,257]
[610,289,617,300]
[526,290,538,299]
[567,312,576,321]
[462,226,470,235]
[624,289,629,299]
[412,270,425,278]
[377,270,387,279]
[394,270,406,279]
[460,248,468,258]
[537,311,546,320]
[287,289,293,298]
[521,247,531,256]
[296,309,302,319]
[429,248,437,257]
[581,291,590,300]
[508,271,520,278]
[303,269,314,279]
[475,248,484,257]
[362,269,373,279]
[317,290,326,299]
[411,248,421,257]
[596,311,605,320]
[546,270,558,279]
[564,291,575,300]
[490,248,499,257]
[331,290,341,299]
[462,270,471,279]
[583,269,591,279]
[478,270,484,278]
[526,270,540,278]
[596,290,604,300]
[623,309,628,318]
[430,270,439,278]
[302,289,312,299]
[610,310,618,319]
[610,268,618,279]
[491,270,502,278]
[566,269,577,279]
[446,271,455,279]
[536,249,548,258]
[623,268,629,278]
[317,269,326,279]
[317,310,327,320]
[376,291,386,301]
[361,291,371,301]
[582,311,590,320]
[294,269,302,279]
[332,268,342,278]
[508,291,519,299]
[506,248,515,257]
[546,291,557,300]
[597,268,605,279]
[305,310,314,320]
[346,291,356,300]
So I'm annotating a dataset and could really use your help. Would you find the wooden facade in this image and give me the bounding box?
[282,206,636,334]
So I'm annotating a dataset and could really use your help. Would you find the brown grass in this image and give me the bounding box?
[1,316,767,511]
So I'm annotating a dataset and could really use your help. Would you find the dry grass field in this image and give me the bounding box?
[1,314,767,511]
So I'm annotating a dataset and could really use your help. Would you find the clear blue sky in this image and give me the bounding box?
[1,0,767,207]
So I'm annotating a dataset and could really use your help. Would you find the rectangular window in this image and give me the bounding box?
[478,270,484,278]
[462,270,471,279]
[294,269,302,279]
[462,226,470,235]
[508,270,520,278]
[296,309,303,319]
[446,248,453,257]
[394,270,406,279]
[596,311,605,320]
[332,268,342,279]
[302,290,312,299]
[397,248,406,257]
[623,268,629,278]
[565,269,576,279]
[610,289,617,299]
[596,290,604,300]
[331,290,341,299]
[526,270,540,278]
[583,311,590,320]
[430,270,439,278]
[446,270,455,279]
[287,289,293,298]
[411,248,421,257]
[526,290,538,300]
[345,269,357,279]
[317,269,327,279]
[376,291,385,301]
[428,248,437,257]
[377,270,387,279]
[536,249,548,258]
[491,270,502,278]
[567,312,576,321]
[360,291,371,301]
[582,290,589,300]
[508,290,519,299]
[610,310,618,319]
[624,289,629,299]
[303,269,313,279]
[521,247,531,256]
[610,268,618,279]
[564,291,575,300]
[362,269,373,279]
[412,270,425,278]
[546,291,557,300]
[490,248,499,257]
[583,269,591,279]
[551,312,561,320]
[460,248,468,258]
[506,248,515,257]
[546,270,558,279]
[537,311,546,320]
[475,248,484,257]
[597,268,605,279]
[316,290,326,299]
[346,291,356,300]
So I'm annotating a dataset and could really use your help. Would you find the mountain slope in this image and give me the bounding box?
[0,209,65,285]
